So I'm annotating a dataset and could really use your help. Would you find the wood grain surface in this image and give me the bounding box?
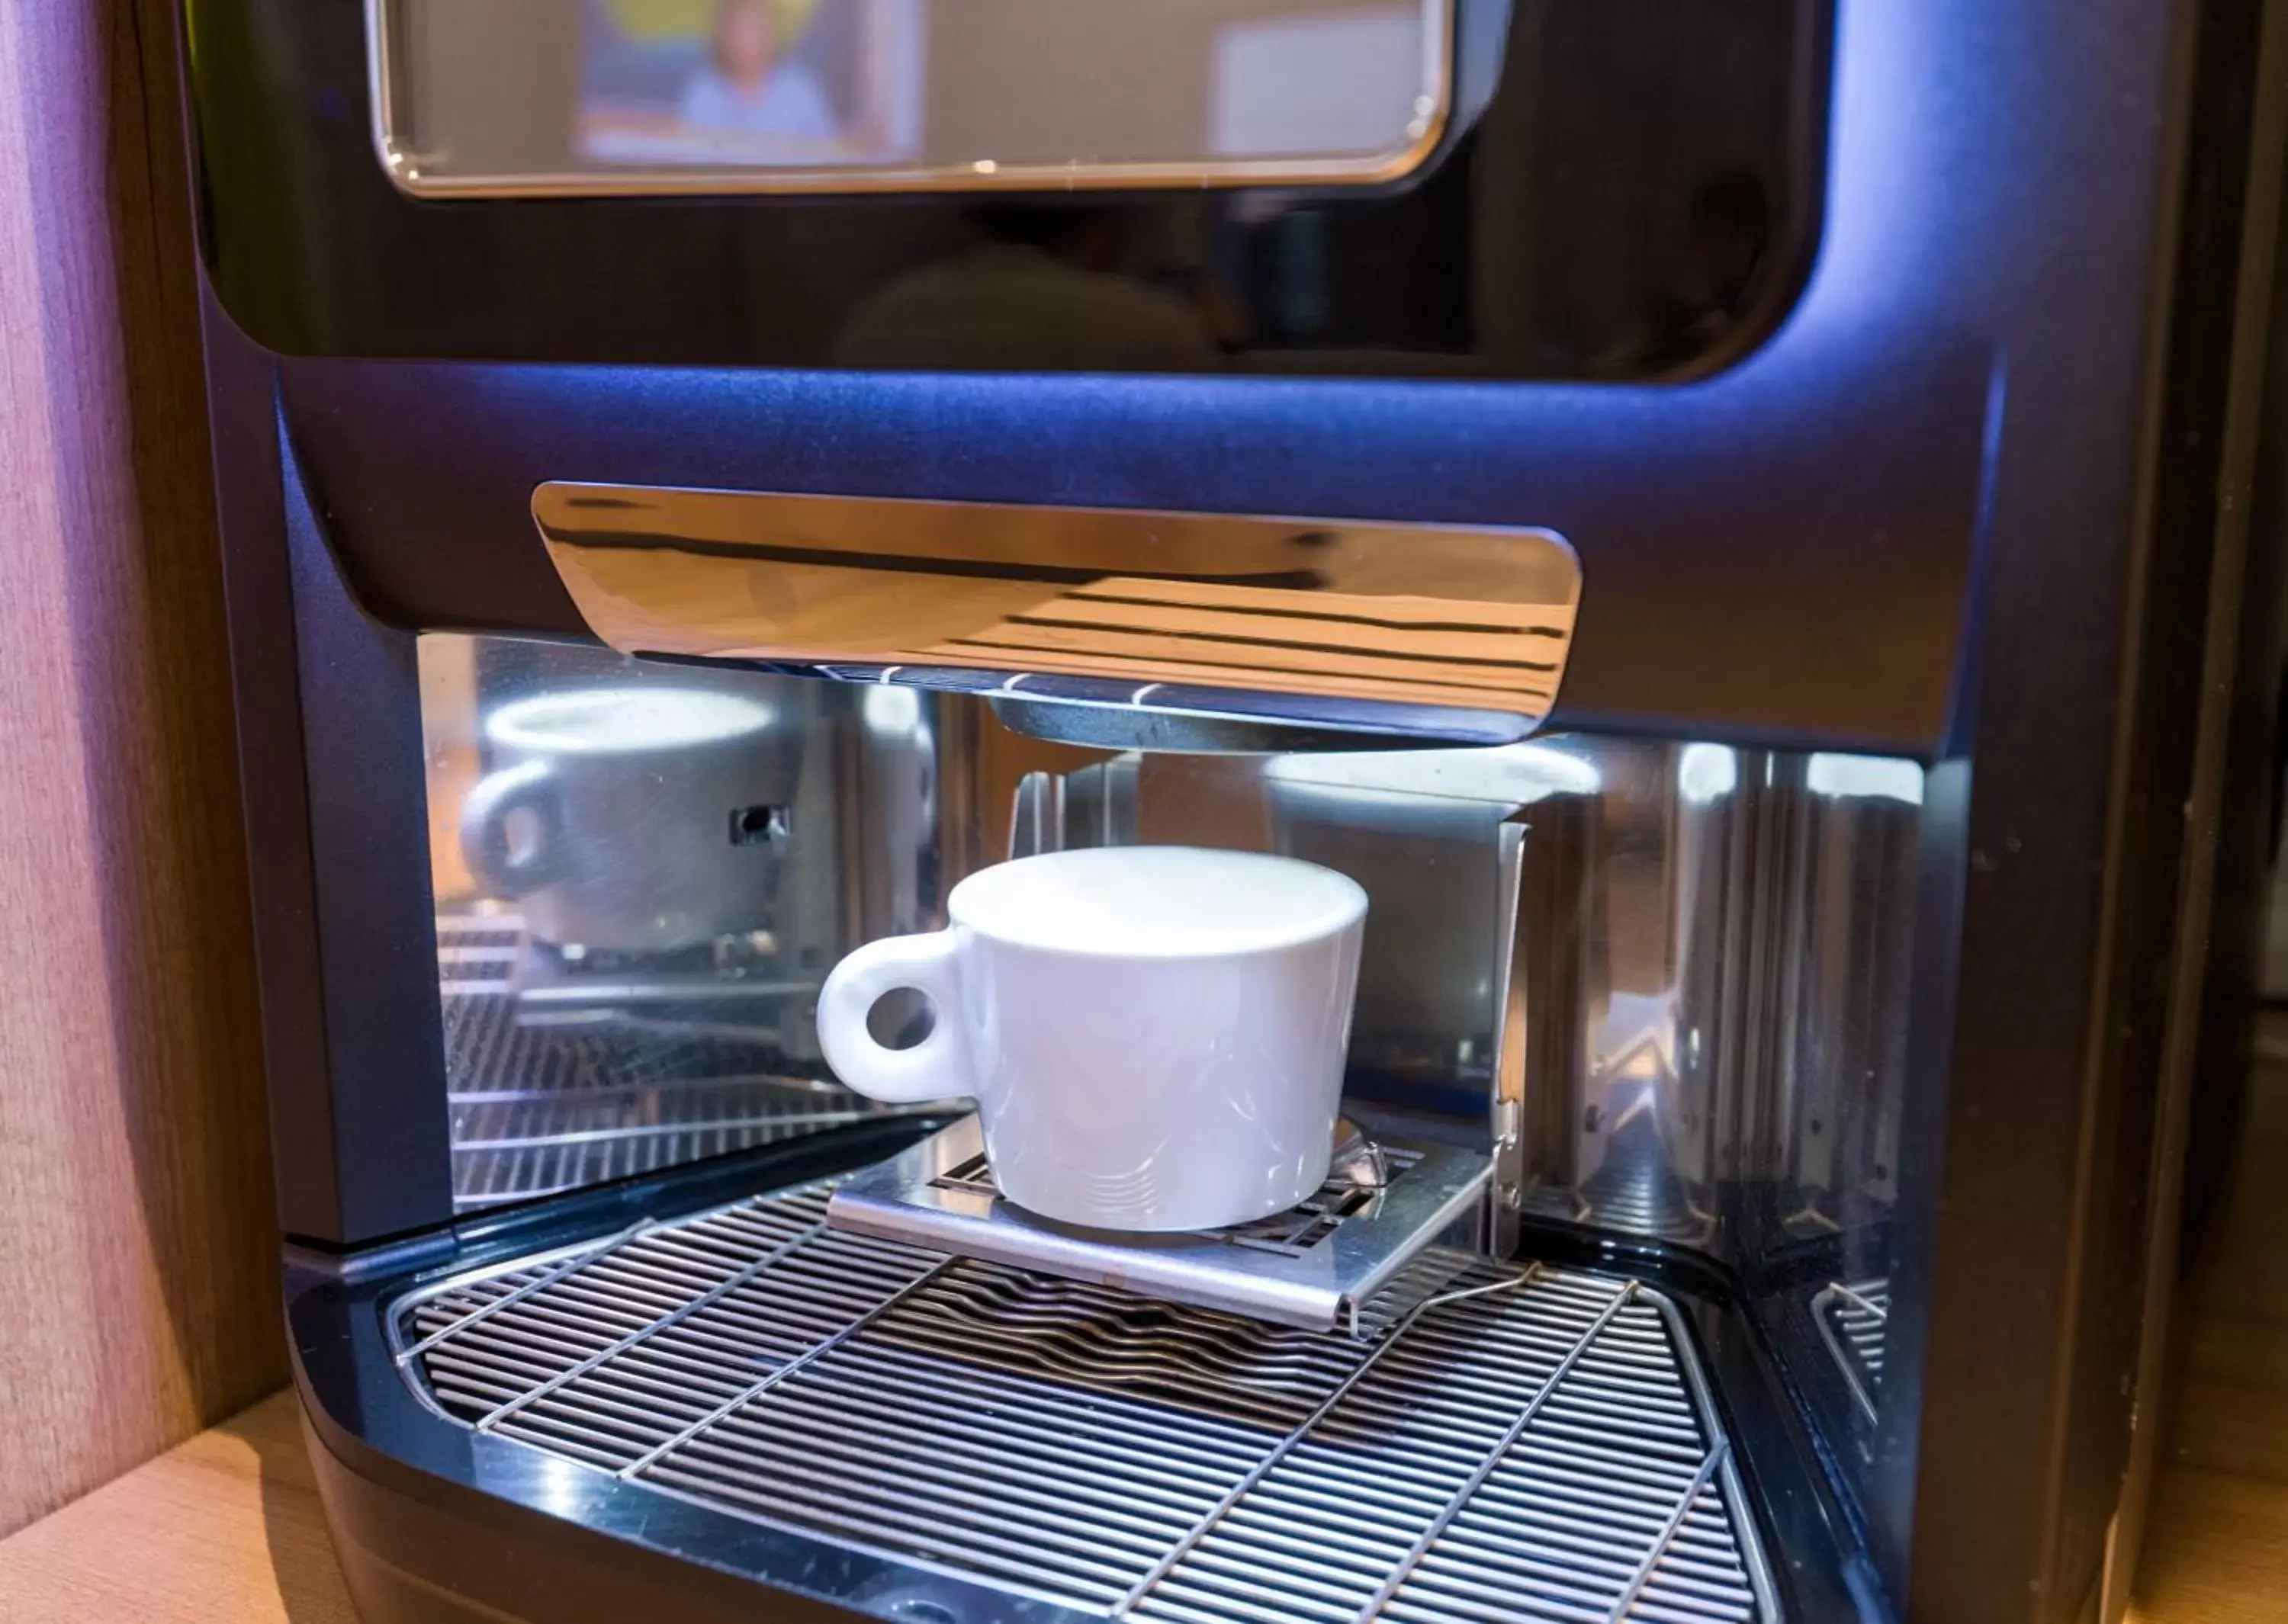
[2129,1019,2288,1622]
[0,1391,355,1624]
[0,0,283,1538]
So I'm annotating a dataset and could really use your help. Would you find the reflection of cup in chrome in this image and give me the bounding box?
[458,687,797,953]
[818,846,1367,1233]
[1264,745,1605,1073]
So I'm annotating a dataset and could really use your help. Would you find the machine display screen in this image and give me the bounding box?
[377,0,1451,194]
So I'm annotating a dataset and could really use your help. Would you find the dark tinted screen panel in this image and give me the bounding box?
[189,0,1826,378]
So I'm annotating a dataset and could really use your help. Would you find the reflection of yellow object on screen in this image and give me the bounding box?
[604,0,818,41]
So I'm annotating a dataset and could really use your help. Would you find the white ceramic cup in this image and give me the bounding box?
[458,687,795,952]
[818,846,1368,1232]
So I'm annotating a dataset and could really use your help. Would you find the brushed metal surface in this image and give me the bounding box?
[533,485,1579,740]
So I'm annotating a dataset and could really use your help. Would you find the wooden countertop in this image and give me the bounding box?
[2125,1022,2288,1623]
[7,1038,2287,1623]
[0,1389,355,1624]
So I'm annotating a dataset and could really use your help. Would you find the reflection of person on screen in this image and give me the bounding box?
[679,0,839,143]
[834,208,1219,373]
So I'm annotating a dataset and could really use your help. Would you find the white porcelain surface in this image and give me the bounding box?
[818,846,1367,1232]
[459,687,795,952]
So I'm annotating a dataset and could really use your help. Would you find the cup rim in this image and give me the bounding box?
[946,845,1367,960]
[483,686,776,755]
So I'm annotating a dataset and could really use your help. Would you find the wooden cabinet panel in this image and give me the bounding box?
[0,0,284,1536]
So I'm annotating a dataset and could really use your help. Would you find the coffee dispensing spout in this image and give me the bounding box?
[534,484,1581,754]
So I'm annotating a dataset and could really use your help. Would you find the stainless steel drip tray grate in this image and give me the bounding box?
[394,1183,1778,1622]
[437,919,925,1212]
[827,1116,1491,1334]
[1812,1278,1890,1421]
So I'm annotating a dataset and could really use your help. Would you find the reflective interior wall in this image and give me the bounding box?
[419,634,1922,1510]
[418,638,1920,1238]
[416,634,952,1211]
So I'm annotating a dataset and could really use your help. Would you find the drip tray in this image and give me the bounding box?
[395,1184,1776,1622]
[827,1115,1492,1334]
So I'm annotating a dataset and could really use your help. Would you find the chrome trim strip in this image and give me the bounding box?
[365,0,1454,199]
[534,484,1579,737]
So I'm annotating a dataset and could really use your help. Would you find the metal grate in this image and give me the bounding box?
[927,1144,1424,1257]
[396,1186,1778,1622]
[829,1117,1490,1333]
[438,917,914,1211]
[1811,1279,1889,1422]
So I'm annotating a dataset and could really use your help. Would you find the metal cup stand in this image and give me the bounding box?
[824,771,1545,1337]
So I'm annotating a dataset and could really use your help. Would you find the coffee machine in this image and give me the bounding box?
[183,1,2288,1620]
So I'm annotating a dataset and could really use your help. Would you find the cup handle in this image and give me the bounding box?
[458,761,567,899]
[818,931,972,1106]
